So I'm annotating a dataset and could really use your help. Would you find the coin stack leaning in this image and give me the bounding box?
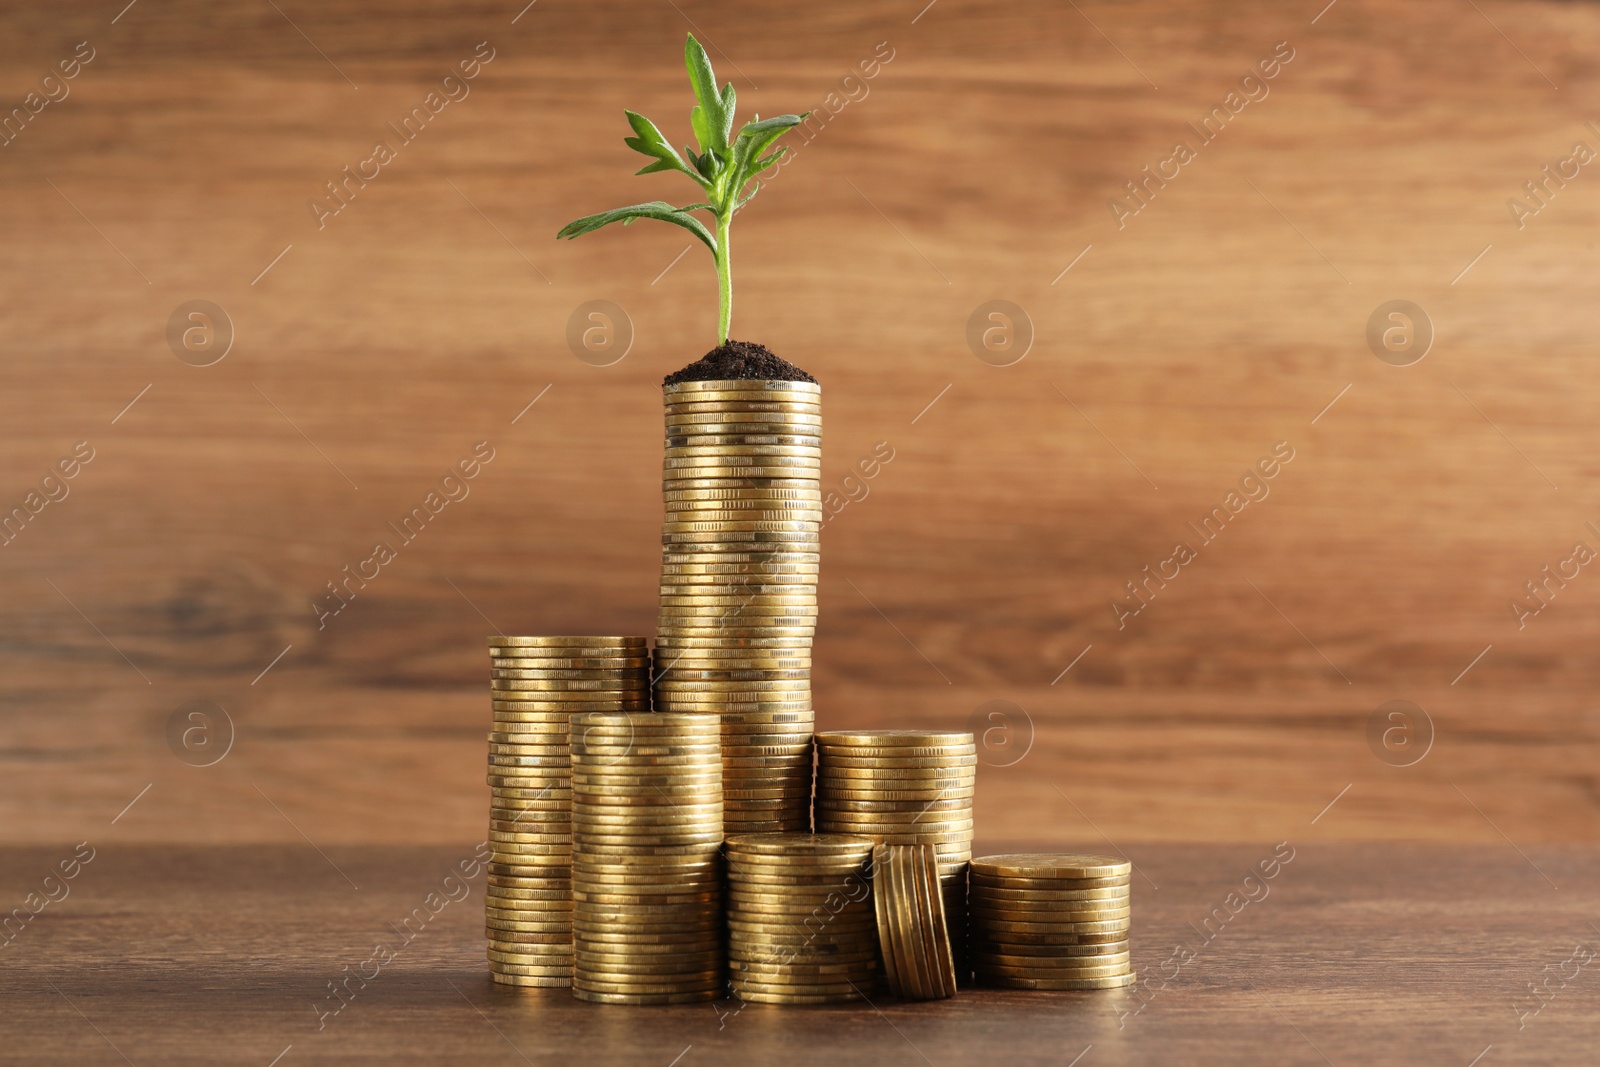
[813,730,976,976]
[872,843,958,1000]
[569,711,725,1004]
[653,378,822,834]
[484,636,649,989]
[725,832,881,1004]
[969,854,1134,990]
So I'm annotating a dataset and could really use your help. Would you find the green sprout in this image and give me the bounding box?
[556,34,807,346]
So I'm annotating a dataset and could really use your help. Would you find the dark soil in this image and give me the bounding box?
[663,340,816,386]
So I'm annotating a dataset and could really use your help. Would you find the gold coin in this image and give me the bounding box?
[819,788,976,804]
[816,764,976,778]
[487,963,574,978]
[971,854,1132,880]
[492,705,645,716]
[651,628,814,641]
[729,979,873,999]
[662,508,825,524]
[970,872,1130,891]
[486,739,570,753]
[972,929,1130,948]
[571,988,721,1005]
[484,777,570,791]
[984,972,1137,990]
[656,669,812,682]
[726,831,876,857]
[659,593,816,606]
[489,965,573,979]
[486,655,649,662]
[491,668,649,681]
[572,937,722,954]
[485,917,572,934]
[568,871,721,887]
[570,810,724,825]
[979,960,1132,980]
[487,947,574,964]
[664,398,822,412]
[664,486,823,500]
[570,710,718,728]
[489,972,572,988]
[819,748,979,764]
[816,730,973,747]
[663,452,820,466]
[665,439,822,453]
[820,753,978,768]
[814,808,971,824]
[488,636,646,647]
[570,960,724,979]
[572,932,721,949]
[487,870,572,885]
[976,902,1132,921]
[727,962,879,982]
[572,980,724,997]
[972,886,1130,904]
[664,410,821,425]
[976,951,1132,971]
[486,886,571,902]
[731,988,868,1005]
[661,483,820,497]
[659,558,819,571]
[972,939,1131,957]
[649,652,812,668]
[817,797,969,812]
[569,927,720,940]
[486,908,576,921]
[662,424,821,439]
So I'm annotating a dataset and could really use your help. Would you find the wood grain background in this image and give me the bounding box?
[3,0,1598,846]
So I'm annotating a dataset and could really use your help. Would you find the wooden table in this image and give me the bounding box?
[6,842,1596,1064]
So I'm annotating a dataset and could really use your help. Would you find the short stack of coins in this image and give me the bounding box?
[813,730,976,976]
[969,854,1134,990]
[568,712,725,1004]
[484,636,649,988]
[872,844,958,1000]
[653,378,822,834]
[725,832,881,1004]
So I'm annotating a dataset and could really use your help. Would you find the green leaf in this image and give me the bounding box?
[622,110,708,186]
[684,34,734,157]
[556,201,718,253]
[747,146,786,178]
[726,113,806,199]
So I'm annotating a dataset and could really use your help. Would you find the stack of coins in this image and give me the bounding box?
[813,730,976,972]
[969,854,1134,990]
[725,833,881,1004]
[872,844,958,1000]
[653,378,822,833]
[569,712,725,1004]
[484,636,649,989]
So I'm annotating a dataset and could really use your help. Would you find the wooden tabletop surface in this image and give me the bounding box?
[4,841,1597,1065]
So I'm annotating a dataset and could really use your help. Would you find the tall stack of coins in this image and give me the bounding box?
[872,844,958,1000]
[813,730,976,975]
[653,378,822,834]
[969,854,1134,990]
[568,712,725,1004]
[725,833,881,1004]
[484,636,649,989]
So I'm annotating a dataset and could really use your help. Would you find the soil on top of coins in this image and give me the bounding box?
[663,339,816,386]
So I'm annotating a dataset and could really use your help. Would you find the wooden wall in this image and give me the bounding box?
[3,0,1598,845]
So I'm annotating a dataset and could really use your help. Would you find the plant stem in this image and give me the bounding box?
[715,211,733,345]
